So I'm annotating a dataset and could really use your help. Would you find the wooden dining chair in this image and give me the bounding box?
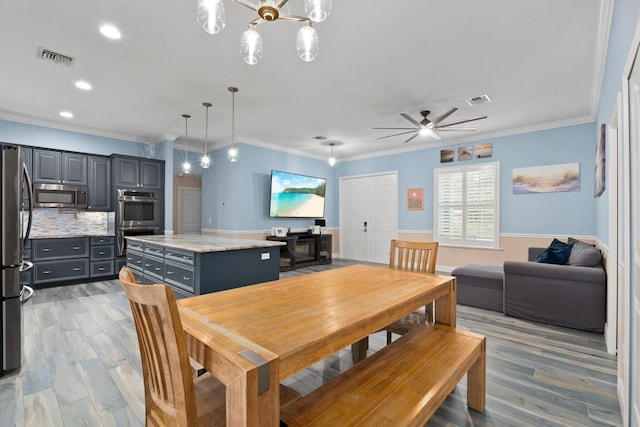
[383,239,439,344]
[119,267,300,426]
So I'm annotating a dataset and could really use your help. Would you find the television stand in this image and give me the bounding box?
[267,232,332,271]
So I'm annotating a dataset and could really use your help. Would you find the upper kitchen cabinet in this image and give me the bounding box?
[87,156,111,211]
[33,149,87,185]
[113,156,163,189]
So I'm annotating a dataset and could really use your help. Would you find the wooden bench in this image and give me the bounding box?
[280,324,486,427]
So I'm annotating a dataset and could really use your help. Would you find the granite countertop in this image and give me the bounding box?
[29,233,116,239]
[126,234,285,253]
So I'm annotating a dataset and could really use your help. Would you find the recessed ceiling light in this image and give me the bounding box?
[100,24,121,40]
[75,80,92,90]
[59,111,74,118]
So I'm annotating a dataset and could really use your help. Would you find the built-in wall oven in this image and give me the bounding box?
[116,189,161,256]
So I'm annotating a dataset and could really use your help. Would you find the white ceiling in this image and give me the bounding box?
[0,0,611,162]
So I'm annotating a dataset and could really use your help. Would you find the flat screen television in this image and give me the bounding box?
[269,170,326,218]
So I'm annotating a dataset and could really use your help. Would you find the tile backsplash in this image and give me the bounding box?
[25,209,115,238]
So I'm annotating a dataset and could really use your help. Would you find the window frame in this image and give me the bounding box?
[433,161,500,248]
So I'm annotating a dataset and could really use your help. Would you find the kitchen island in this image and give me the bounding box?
[125,234,285,298]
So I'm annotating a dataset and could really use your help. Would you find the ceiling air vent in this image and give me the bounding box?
[466,94,491,106]
[37,47,76,67]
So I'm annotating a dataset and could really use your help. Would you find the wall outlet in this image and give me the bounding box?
[261,252,270,260]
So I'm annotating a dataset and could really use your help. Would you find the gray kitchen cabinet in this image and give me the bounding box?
[32,238,89,284]
[113,156,163,189]
[87,156,111,211]
[90,236,115,278]
[33,149,87,185]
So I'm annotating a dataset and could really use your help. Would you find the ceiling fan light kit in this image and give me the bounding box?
[198,0,331,64]
[374,107,488,143]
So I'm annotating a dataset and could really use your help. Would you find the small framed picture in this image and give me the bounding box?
[476,143,492,159]
[440,149,454,163]
[457,146,473,161]
[274,227,287,237]
[407,188,424,211]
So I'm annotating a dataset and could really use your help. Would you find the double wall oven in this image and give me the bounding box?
[116,189,160,256]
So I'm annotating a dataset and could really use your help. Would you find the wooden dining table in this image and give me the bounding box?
[177,264,457,427]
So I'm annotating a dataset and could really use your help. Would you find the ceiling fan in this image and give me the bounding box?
[374,108,487,143]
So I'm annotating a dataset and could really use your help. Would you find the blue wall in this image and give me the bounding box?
[201,143,337,232]
[335,122,597,236]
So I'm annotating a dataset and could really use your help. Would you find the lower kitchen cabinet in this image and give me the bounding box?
[34,259,89,284]
[125,240,278,299]
[30,236,117,287]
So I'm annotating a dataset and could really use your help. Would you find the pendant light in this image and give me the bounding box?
[328,142,336,166]
[198,0,331,64]
[182,114,192,174]
[201,102,212,169]
[228,87,239,162]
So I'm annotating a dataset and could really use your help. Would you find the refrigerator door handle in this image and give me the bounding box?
[20,285,33,303]
[22,164,33,246]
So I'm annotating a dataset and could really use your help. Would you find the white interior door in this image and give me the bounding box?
[340,172,397,264]
[607,100,620,356]
[179,187,201,234]
[627,45,640,427]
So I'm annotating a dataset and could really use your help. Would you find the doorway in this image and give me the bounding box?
[339,171,397,264]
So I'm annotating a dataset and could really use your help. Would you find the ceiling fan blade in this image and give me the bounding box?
[400,113,422,128]
[404,133,420,143]
[436,115,487,128]
[377,130,417,140]
[373,127,417,130]
[430,130,443,141]
[430,107,458,126]
[435,127,477,131]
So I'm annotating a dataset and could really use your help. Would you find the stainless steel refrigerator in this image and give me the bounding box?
[1,144,33,374]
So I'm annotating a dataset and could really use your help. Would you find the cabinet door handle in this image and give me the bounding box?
[42,248,50,252]
[73,246,80,250]
[43,270,52,275]
[72,267,81,271]
[166,271,174,275]
[98,251,105,255]
[183,256,190,260]
[155,267,161,271]
[98,267,106,271]
[136,260,142,264]
[145,263,151,267]
[183,276,190,281]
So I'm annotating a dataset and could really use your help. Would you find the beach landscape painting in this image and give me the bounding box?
[512,163,580,194]
[269,170,326,218]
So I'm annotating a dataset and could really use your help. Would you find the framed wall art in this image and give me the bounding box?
[594,123,606,197]
[407,188,424,210]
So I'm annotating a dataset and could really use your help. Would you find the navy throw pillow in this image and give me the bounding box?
[535,238,573,265]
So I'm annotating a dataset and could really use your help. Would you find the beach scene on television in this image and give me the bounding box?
[270,170,326,217]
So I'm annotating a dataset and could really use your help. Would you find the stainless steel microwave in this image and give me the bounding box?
[33,183,88,209]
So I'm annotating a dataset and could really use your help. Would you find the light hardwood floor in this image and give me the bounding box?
[0,260,623,426]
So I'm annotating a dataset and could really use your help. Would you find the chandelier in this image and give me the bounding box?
[197,0,332,65]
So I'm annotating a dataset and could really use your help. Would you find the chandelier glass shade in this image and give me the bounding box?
[197,0,225,34]
[240,25,263,65]
[201,102,212,169]
[182,114,192,174]
[197,0,331,64]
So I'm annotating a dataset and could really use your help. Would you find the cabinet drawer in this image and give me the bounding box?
[34,259,88,284]
[144,244,164,258]
[126,250,144,271]
[90,260,114,277]
[33,238,89,260]
[90,236,114,245]
[127,241,144,253]
[164,261,195,293]
[164,248,195,266]
[143,254,165,279]
[90,245,114,260]
[170,285,193,300]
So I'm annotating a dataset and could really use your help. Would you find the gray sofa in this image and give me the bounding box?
[503,247,606,333]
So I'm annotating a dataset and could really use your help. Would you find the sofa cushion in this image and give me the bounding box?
[535,238,573,265]
[568,240,602,267]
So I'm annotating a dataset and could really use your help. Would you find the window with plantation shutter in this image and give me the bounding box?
[434,162,500,248]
